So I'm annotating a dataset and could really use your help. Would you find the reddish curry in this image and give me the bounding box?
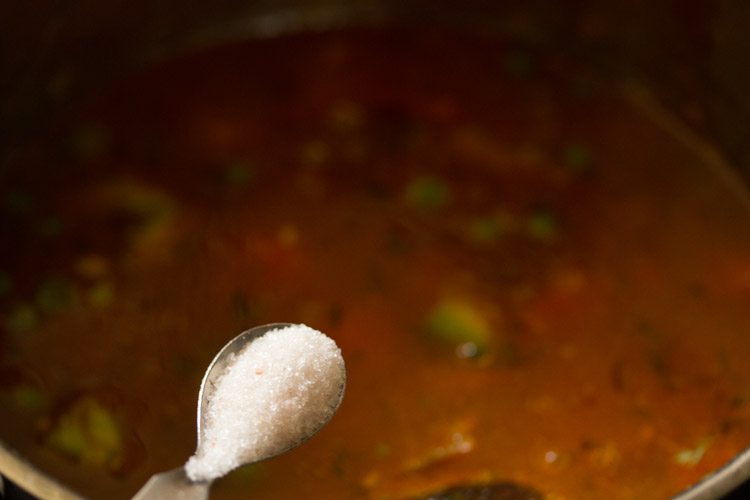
[1,30,750,499]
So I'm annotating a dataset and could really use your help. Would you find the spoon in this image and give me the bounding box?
[132,323,346,500]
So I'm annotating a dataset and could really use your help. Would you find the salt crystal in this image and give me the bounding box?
[184,324,345,482]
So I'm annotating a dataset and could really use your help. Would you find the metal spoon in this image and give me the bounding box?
[132,323,346,500]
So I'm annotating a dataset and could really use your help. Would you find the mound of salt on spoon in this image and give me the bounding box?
[185,324,345,482]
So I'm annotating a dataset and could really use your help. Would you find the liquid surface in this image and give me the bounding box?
[1,30,750,499]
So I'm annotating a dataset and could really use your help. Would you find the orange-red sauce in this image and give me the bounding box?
[2,30,750,499]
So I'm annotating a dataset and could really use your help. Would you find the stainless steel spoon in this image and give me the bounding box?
[131,323,346,500]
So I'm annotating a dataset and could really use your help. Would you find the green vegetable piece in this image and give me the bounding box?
[467,218,499,244]
[87,282,114,308]
[526,210,559,241]
[0,272,12,296]
[374,443,392,457]
[47,417,87,459]
[35,278,75,314]
[223,161,255,187]
[103,181,176,256]
[46,397,123,469]
[104,180,175,225]
[675,438,711,466]
[425,298,491,358]
[562,143,593,173]
[466,215,509,244]
[405,176,450,210]
[4,304,38,334]
[12,385,48,412]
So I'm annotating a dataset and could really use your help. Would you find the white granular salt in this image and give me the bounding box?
[184,324,345,482]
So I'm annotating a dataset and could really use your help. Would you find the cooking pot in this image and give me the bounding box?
[1,1,749,498]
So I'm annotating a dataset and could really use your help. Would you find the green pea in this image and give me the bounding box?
[562,143,593,173]
[46,397,124,469]
[4,304,38,334]
[526,210,559,241]
[36,278,75,314]
[424,298,492,359]
[223,161,255,187]
[404,176,450,210]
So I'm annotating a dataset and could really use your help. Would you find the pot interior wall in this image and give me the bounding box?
[1,0,749,176]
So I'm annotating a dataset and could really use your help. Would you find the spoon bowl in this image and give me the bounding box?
[196,322,294,449]
[132,323,346,500]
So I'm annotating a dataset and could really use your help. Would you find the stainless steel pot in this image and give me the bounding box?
[1,1,749,498]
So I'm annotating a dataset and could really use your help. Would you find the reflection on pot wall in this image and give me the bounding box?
[711,1,750,171]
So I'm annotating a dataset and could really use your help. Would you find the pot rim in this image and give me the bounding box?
[0,440,83,499]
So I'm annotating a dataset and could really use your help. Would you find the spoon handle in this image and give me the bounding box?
[131,467,210,500]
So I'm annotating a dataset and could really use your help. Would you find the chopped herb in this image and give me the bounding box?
[404,176,450,210]
[562,143,593,173]
[0,272,11,296]
[45,397,124,470]
[424,298,492,359]
[35,277,75,314]
[4,304,38,334]
[526,209,559,241]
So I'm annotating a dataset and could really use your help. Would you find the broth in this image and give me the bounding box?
[2,29,750,499]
